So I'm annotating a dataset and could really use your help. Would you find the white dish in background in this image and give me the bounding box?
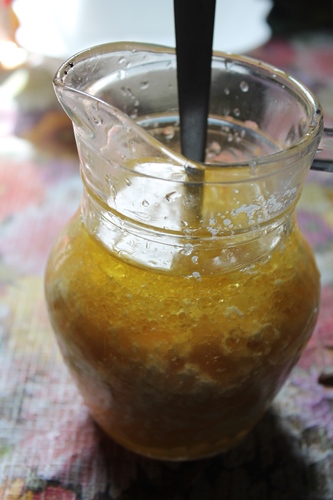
[13,0,272,60]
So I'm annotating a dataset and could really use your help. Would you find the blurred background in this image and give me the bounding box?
[1,2,333,499]
[1,0,333,64]
[2,0,333,122]
[1,0,273,61]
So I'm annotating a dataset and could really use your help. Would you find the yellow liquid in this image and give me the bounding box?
[45,213,319,460]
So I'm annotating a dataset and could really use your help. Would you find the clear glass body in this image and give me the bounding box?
[45,43,322,460]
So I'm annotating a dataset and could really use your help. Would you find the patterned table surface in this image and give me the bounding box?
[1,33,333,500]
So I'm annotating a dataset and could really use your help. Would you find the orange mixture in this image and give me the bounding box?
[45,211,319,460]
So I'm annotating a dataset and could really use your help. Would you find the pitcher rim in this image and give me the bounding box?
[53,41,323,177]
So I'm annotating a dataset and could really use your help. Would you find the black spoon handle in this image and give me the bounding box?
[174,0,216,162]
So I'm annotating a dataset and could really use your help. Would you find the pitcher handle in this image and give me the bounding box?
[311,127,333,173]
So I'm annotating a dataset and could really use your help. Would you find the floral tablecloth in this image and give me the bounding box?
[0,34,333,499]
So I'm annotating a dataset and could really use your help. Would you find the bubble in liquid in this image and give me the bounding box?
[240,81,249,92]
[191,255,199,264]
[140,81,149,89]
[233,188,239,194]
[233,108,241,117]
[192,271,202,281]
[142,199,150,207]
[224,87,230,95]
[125,177,132,186]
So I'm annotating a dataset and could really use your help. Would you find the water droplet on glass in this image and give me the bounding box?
[192,271,202,281]
[191,256,199,264]
[92,115,103,125]
[163,126,175,140]
[249,160,258,175]
[142,199,149,207]
[109,185,117,202]
[233,108,241,117]
[233,188,239,194]
[165,191,178,202]
[140,81,149,89]
[224,87,230,95]
[208,141,221,154]
[240,81,249,92]
[118,56,126,65]
[207,226,218,236]
[181,243,193,256]
[127,87,135,98]
[125,177,132,186]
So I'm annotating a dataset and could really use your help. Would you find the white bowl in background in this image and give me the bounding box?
[13,0,272,59]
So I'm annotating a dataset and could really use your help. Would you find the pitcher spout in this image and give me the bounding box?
[53,42,194,177]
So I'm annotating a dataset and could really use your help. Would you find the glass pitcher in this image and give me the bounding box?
[45,42,324,461]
